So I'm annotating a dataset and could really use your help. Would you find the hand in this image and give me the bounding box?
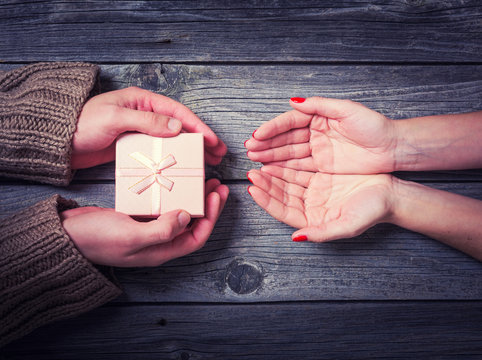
[72,87,227,169]
[61,179,229,267]
[247,166,394,242]
[245,97,397,174]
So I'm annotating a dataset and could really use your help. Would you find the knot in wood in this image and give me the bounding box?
[225,258,263,294]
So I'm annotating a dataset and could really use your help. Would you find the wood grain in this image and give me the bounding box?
[1,2,482,356]
[3,302,482,359]
[1,183,481,302]
[3,63,479,182]
[0,1,481,62]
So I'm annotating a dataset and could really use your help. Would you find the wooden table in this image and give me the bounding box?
[1,1,481,358]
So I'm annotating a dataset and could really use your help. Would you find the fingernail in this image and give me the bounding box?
[178,210,191,227]
[168,118,182,132]
[293,235,308,242]
[247,186,253,196]
[290,97,306,103]
[244,139,249,148]
[252,130,257,139]
[247,172,254,184]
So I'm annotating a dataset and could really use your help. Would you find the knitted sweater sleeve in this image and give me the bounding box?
[0,64,121,347]
[0,62,99,186]
[0,195,122,347]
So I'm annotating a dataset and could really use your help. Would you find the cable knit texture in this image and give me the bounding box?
[0,63,121,347]
[0,62,99,185]
[0,195,122,347]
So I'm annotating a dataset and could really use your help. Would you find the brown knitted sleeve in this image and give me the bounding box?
[0,195,122,347]
[0,63,99,186]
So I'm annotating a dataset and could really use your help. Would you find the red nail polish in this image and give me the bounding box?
[247,186,253,196]
[293,235,308,242]
[291,97,306,103]
[244,139,248,148]
[252,130,257,139]
[247,172,254,184]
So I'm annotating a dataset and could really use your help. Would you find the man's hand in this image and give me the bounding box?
[62,179,229,267]
[72,87,227,169]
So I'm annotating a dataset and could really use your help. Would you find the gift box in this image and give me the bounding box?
[115,133,205,217]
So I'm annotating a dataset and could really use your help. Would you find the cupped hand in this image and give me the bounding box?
[61,179,229,267]
[247,165,394,242]
[245,97,397,174]
[72,87,227,169]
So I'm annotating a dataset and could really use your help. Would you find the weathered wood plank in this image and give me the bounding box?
[0,1,481,62]
[1,183,481,301]
[3,302,482,359]
[72,164,482,183]
[80,62,482,181]
[98,63,482,180]
[3,63,480,182]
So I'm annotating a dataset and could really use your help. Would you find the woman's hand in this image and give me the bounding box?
[61,179,229,267]
[247,166,394,242]
[245,97,397,174]
[72,87,228,169]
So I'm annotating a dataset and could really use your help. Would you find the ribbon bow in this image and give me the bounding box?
[128,152,177,194]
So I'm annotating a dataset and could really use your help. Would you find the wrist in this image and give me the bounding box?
[385,176,423,227]
[367,174,404,226]
[391,118,421,172]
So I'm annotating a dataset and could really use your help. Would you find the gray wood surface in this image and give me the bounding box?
[95,63,482,181]
[3,63,480,182]
[1,1,481,63]
[1,0,482,357]
[3,302,482,359]
[1,182,481,301]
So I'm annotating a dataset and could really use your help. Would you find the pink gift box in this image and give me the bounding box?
[115,133,205,217]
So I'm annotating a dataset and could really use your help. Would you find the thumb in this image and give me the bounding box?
[114,107,183,137]
[289,96,360,120]
[136,210,191,248]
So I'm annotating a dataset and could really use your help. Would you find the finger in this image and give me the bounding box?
[245,128,310,151]
[253,110,313,141]
[260,171,306,199]
[206,138,228,157]
[189,184,229,243]
[205,178,222,195]
[133,209,192,249]
[115,87,220,147]
[113,107,183,137]
[265,157,317,172]
[247,143,311,163]
[205,151,223,166]
[247,185,306,228]
[142,89,220,148]
[260,165,314,188]
[290,96,359,120]
[205,138,227,165]
[141,185,229,265]
[214,183,230,213]
[247,170,305,211]
[292,220,366,242]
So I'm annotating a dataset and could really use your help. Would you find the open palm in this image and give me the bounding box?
[247,165,394,242]
[246,97,397,174]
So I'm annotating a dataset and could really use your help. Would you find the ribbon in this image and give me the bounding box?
[127,152,177,194]
[116,142,203,215]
